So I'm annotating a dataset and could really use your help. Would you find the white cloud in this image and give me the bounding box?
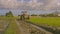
[57,2,60,6]
[19,0,26,6]
[0,0,59,10]
[27,0,44,10]
[43,0,57,10]
[0,0,19,9]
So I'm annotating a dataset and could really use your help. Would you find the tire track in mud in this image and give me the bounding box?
[15,20,30,34]
[15,20,53,34]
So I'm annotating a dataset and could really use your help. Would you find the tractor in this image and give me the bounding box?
[20,11,30,20]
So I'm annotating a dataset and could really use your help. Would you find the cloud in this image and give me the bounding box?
[0,0,59,10]
[0,0,19,9]
[26,0,44,10]
[41,0,57,10]
[29,0,43,7]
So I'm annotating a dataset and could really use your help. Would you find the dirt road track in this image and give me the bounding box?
[15,20,53,34]
[15,20,30,34]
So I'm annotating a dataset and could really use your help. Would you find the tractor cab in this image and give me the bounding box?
[20,11,30,20]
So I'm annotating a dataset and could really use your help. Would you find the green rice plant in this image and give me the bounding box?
[29,16,60,27]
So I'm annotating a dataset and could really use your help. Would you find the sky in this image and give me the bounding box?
[0,0,60,16]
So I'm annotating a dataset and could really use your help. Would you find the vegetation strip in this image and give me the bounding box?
[5,18,20,34]
[0,19,10,34]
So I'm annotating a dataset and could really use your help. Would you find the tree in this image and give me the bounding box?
[31,14,37,16]
[5,11,13,17]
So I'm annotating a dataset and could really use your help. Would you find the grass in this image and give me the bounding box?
[0,16,20,34]
[29,16,60,27]
[4,17,20,34]
[0,16,9,29]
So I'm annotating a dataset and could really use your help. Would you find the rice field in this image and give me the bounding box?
[29,16,60,27]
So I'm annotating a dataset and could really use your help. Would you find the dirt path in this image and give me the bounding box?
[23,21,53,34]
[15,20,30,34]
[15,20,53,34]
[29,22,53,34]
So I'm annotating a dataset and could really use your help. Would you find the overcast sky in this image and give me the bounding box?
[0,0,60,16]
[0,0,60,10]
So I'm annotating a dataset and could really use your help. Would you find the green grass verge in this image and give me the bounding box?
[29,16,60,27]
[4,17,20,34]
